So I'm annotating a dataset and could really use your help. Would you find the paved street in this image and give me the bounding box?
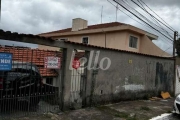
[8,98,175,120]
[166,114,180,120]
[151,113,180,120]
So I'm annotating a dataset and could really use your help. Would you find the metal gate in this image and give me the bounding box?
[70,50,87,109]
[0,46,63,119]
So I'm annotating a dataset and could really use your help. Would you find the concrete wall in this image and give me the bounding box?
[84,49,174,105]
[61,43,174,107]
[175,57,180,95]
[176,57,180,65]
[175,65,180,95]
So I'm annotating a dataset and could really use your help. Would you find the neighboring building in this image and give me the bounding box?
[0,45,60,87]
[39,18,170,57]
[0,45,85,88]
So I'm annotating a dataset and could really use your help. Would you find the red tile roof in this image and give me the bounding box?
[39,22,124,35]
[0,46,61,77]
[82,22,124,30]
[0,46,85,77]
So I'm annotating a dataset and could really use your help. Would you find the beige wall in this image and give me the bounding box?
[139,35,171,57]
[39,31,170,57]
[53,31,141,53]
[106,31,127,50]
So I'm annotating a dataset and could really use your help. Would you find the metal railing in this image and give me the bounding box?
[0,46,62,119]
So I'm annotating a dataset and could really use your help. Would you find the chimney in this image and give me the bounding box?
[72,18,88,31]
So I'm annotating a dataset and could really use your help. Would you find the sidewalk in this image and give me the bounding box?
[10,98,174,120]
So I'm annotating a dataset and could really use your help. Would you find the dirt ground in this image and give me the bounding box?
[6,98,175,120]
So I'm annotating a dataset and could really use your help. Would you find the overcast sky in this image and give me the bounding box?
[0,0,180,54]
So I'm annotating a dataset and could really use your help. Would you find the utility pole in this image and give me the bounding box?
[102,30,106,48]
[105,32,106,48]
[173,31,178,96]
[173,31,178,57]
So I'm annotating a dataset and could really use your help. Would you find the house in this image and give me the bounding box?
[0,29,174,111]
[0,45,60,86]
[0,45,85,87]
[38,18,170,57]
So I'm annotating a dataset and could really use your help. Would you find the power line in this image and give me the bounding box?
[120,0,173,46]
[124,0,162,29]
[122,0,173,39]
[130,0,174,39]
[112,0,173,42]
[107,0,144,25]
[136,0,164,29]
[107,0,156,33]
[108,0,174,46]
[139,0,175,31]
[107,0,173,46]
[121,0,174,42]
[136,0,174,33]
[109,0,177,56]
[161,46,172,56]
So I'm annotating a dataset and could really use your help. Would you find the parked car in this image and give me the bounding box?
[0,61,43,107]
[173,94,180,114]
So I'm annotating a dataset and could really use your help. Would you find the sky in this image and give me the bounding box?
[0,0,180,54]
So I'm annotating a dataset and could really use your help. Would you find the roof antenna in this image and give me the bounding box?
[101,6,103,23]
[116,4,118,22]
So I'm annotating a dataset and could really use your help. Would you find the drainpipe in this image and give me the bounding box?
[102,30,106,48]
[105,32,106,48]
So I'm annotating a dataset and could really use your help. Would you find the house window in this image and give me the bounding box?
[82,37,89,44]
[129,36,138,48]
[58,38,68,41]
[46,78,53,85]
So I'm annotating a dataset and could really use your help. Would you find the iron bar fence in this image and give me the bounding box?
[0,46,63,119]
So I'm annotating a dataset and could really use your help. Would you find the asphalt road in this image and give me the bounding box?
[151,113,180,120]
[164,114,180,120]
